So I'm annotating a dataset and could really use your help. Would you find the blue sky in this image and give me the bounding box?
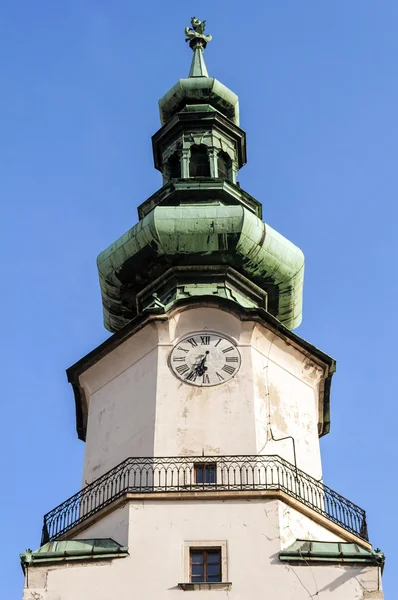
[1,1,396,597]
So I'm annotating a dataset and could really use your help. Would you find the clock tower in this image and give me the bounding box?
[21,19,384,600]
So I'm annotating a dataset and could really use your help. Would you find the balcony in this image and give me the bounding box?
[41,455,368,545]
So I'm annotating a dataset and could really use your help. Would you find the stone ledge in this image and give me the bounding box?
[178,582,232,591]
[57,489,371,551]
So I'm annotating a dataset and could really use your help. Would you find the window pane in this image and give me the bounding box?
[207,574,222,582]
[190,146,210,177]
[192,564,204,577]
[208,563,220,576]
[207,550,221,563]
[195,468,204,484]
[191,552,204,563]
[205,466,216,484]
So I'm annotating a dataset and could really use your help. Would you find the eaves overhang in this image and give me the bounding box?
[279,539,384,570]
[20,539,128,572]
[137,178,262,220]
[67,297,335,442]
[97,204,304,333]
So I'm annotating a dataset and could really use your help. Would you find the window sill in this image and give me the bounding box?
[178,582,232,591]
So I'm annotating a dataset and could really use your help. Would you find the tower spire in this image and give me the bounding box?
[185,17,212,78]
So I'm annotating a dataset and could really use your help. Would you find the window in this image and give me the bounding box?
[190,548,221,583]
[194,463,217,484]
[189,145,210,177]
[181,540,229,588]
[217,152,231,180]
[168,152,181,179]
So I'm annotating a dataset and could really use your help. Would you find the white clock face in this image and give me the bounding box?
[169,333,241,387]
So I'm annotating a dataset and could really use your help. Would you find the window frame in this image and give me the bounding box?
[183,540,228,585]
[193,462,217,485]
[190,547,221,583]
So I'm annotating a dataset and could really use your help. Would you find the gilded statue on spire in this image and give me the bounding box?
[185,17,212,46]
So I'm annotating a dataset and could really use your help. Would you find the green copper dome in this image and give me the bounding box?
[96,18,304,333]
[98,205,304,332]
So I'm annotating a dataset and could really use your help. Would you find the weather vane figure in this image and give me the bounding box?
[185,17,212,48]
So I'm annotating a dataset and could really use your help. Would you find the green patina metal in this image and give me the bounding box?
[159,77,240,126]
[137,266,269,315]
[98,205,304,332]
[152,110,247,173]
[279,540,385,567]
[138,179,259,220]
[97,17,304,333]
[20,539,128,570]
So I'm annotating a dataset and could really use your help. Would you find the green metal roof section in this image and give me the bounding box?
[97,205,304,332]
[189,45,208,77]
[279,540,385,566]
[96,18,305,333]
[158,18,239,125]
[159,77,240,126]
[20,539,128,570]
[137,179,260,220]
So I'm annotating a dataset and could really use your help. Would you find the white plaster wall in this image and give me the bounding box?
[25,498,383,600]
[82,347,158,484]
[278,502,344,549]
[154,343,257,457]
[73,504,129,547]
[251,322,324,479]
[80,306,328,484]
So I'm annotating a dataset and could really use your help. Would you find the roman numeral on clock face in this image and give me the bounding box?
[185,370,197,382]
[222,364,236,375]
[176,364,190,375]
[222,346,234,353]
[225,356,238,362]
[177,346,189,353]
[187,338,198,347]
[200,336,210,345]
[173,356,186,362]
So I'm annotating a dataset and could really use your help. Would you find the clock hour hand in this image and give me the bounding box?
[195,351,209,376]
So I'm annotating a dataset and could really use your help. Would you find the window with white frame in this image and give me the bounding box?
[182,540,229,585]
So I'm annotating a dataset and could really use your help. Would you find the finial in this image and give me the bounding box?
[185,17,212,78]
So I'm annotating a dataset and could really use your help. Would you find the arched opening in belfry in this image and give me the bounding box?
[189,145,210,177]
[168,152,181,179]
[217,151,232,181]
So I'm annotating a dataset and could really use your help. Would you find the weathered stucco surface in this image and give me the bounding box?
[23,499,382,600]
[80,306,328,485]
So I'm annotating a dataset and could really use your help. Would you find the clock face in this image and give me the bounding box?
[169,333,241,387]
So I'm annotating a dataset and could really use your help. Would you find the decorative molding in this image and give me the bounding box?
[55,490,371,551]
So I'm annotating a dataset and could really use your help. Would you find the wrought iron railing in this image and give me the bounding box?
[41,455,368,544]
